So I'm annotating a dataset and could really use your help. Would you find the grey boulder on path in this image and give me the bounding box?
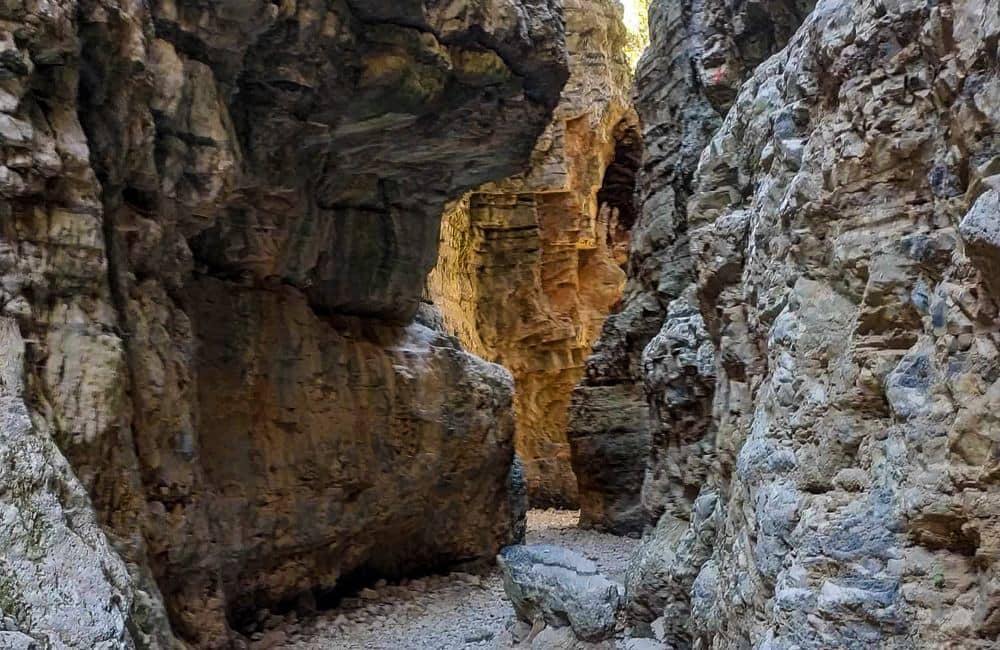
[498,544,624,641]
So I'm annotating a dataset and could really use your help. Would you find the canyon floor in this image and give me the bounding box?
[249,510,638,649]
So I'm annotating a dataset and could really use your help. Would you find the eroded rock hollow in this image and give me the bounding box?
[429,0,637,508]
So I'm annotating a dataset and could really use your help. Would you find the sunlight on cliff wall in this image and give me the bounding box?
[622,0,649,68]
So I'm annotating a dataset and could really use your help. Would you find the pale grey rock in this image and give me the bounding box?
[960,187,1000,295]
[0,632,38,650]
[498,544,624,641]
[960,188,1000,249]
[0,319,135,649]
[529,625,615,649]
[623,638,666,650]
[885,343,936,421]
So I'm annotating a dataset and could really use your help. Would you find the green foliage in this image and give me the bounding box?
[932,565,946,589]
[623,0,651,70]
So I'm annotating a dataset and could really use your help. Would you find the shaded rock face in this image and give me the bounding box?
[429,0,634,507]
[598,119,643,268]
[569,0,814,534]
[0,1,566,647]
[624,0,1000,647]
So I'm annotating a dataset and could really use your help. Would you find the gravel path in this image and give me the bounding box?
[250,510,638,650]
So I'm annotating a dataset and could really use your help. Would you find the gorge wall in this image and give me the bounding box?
[429,0,637,507]
[589,0,1000,647]
[0,1,567,647]
[568,0,815,534]
[4,0,1000,647]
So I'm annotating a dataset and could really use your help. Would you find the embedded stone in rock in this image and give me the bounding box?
[960,187,1000,295]
[498,544,624,641]
[528,625,616,648]
[0,632,37,650]
[623,639,667,650]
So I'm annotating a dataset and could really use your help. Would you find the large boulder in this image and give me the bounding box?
[498,544,624,641]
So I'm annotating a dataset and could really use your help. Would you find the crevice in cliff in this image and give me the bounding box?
[429,129,636,508]
[598,118,643,269]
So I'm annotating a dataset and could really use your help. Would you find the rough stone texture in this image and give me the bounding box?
[0,318,135,649]
[625,490,718,643]
[626,0,1000,646]
[568,0,814,534]
[0,1,567,646]
[498,544,624,641]
[429,0,636,507]
[189,282,522,624]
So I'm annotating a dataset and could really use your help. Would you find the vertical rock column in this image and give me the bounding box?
[429,0,635,508]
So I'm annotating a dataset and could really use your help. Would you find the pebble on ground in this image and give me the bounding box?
[249,510,639,650]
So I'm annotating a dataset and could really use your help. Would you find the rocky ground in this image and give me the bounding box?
[249,511,638,649]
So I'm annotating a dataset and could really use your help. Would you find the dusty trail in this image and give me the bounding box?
[250,510,638,649]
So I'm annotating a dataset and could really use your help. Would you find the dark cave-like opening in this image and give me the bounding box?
[598,117,643,268]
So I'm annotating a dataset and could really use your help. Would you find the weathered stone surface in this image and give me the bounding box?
[0,319,135,649]
[625,490,719,643]
[188,282,521,627]
[625,0,1000,646]
[429,0,635,507]
[568,0,813,533]
[960,186,1000,295]
[0,0,567,646]
[498,544,624,641]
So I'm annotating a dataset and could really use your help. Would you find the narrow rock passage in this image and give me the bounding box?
[254,511,638,649]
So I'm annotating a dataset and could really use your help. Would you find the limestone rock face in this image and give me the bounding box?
[429,0,635,507]
[0,0,566,646]
[569,0,814,533]
[626,0,1000,646]
[0,319,135,648]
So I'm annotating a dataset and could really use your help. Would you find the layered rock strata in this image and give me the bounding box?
[568,0,814,533]
[626,0,1000,647]
[429,0,635,507]
[0,1,567,647]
